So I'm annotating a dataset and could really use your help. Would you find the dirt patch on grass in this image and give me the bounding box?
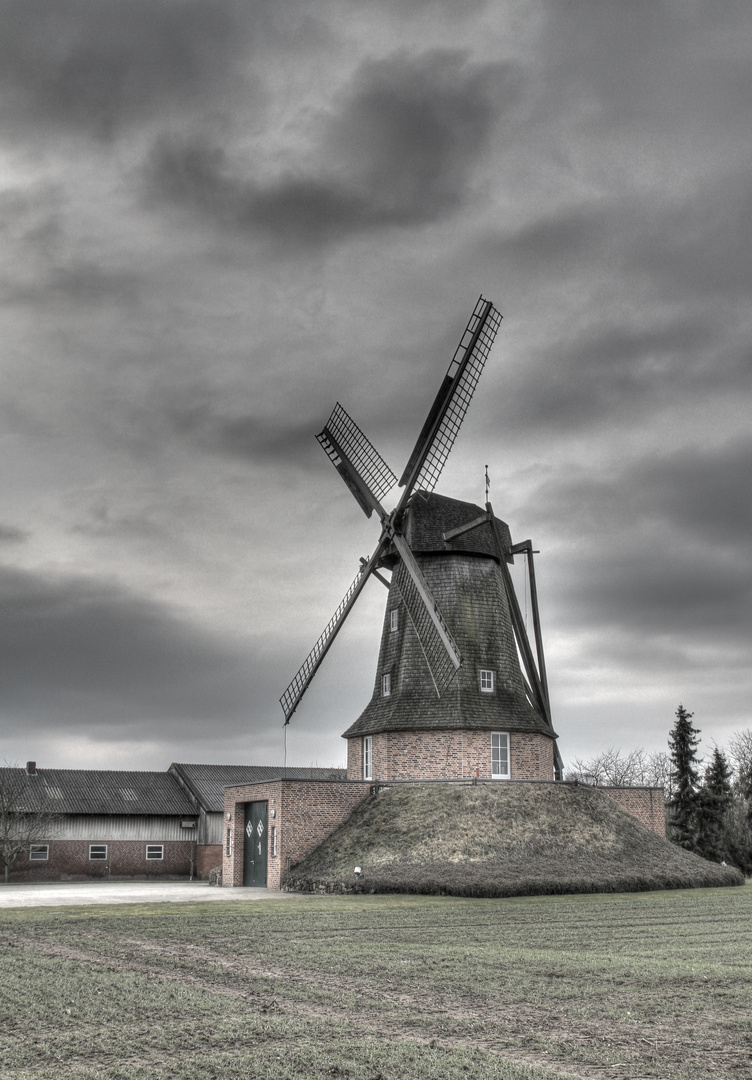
[284,783,743,896]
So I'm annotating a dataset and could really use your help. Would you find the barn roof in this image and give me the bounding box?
[169,764,347,813]
[0,767,196,816]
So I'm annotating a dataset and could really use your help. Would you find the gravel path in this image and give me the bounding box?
[0,881,309,908]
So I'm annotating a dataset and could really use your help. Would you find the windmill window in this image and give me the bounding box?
[89,845,107,861]
[146,844,164,860]
[381,672,391,697]
[492,733,510,779]
[363,736,373,780]
[29,844,49,861]
[480,669,495,693]
[390,609,399,632]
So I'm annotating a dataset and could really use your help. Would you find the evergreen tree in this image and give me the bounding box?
[695,747,733,861]
[668,704,701,849]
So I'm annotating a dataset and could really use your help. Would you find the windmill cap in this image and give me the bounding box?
[405,492,512,562]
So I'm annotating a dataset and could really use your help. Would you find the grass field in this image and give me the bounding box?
[2,884,751,1080]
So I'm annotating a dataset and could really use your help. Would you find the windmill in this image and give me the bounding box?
[280,296,562,782]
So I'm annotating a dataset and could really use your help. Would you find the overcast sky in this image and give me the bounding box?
[1,0,750,774]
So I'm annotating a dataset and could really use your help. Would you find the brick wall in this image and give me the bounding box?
[222,780,371,889]
[10,839,196,882]
[511,732,555,781]
[196,844,222,880]
[600,786,666,837]
[346,729,555,782]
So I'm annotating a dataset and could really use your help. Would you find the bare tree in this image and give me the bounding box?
[566,747,650,787]
[0,767,60,884]
[728,729,752,790]
[645,751,673,798]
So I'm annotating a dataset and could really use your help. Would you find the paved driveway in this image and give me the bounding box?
[0,881,308,908]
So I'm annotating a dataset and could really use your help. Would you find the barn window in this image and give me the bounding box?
[146,845,164,860]
[225,828,232,857]
[270,827,278,857]
[381,672,391,697]
[390,609,399,632]
[480,669,495,692]
[89,845,107,860]
[491,733,510,779]
[363,736,373,780]
[29,844,49,861]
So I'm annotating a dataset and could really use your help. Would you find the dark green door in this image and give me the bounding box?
[243,801,268,887]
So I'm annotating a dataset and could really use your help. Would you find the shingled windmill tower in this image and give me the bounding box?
[280,297,562,784]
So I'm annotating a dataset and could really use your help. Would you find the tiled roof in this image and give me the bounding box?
[170,764,347,812]
[0,768,196,816]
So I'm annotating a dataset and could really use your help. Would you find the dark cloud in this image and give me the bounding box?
[628,171,752,302]
[498,205,611,275]
[0,563,258,729]
[562,545,752,644]
[497,316,719,434]
[164,400,324,468]
[0,0,255,138]
[3,261,143,308]
[0,525,27,544]
[146,50,512,243]
[520,440,752,666]
[534,439,752,552]
[539,1,752,131]
[628,441,752,549]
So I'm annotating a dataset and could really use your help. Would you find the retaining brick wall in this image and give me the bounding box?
[9,839,196,882]
[346,729,555,781]
[220,777,667,891]
[222,780,371,889]
[600,786,666,837]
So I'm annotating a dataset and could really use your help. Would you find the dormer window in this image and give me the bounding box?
[381,672,391,697]
[390,609,399,632]
[480,669,495,693]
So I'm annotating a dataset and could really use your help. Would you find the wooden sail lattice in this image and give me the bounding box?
[413,299,502,494]
[279,564,370,722]
[317,403,397,503]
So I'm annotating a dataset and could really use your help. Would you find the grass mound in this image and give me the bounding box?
[283,782,744,897]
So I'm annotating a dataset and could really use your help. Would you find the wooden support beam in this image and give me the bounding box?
[442,513,489,542]
[487,505,552,730]
[511,540,550,714]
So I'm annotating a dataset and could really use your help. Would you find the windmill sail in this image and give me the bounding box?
[399,297,502,498]
[280,546,384,723]
[317,403,397,518]
[281,297,504,726]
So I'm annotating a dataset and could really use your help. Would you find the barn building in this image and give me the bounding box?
[3,762,198,882]
[2,761,345,882]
